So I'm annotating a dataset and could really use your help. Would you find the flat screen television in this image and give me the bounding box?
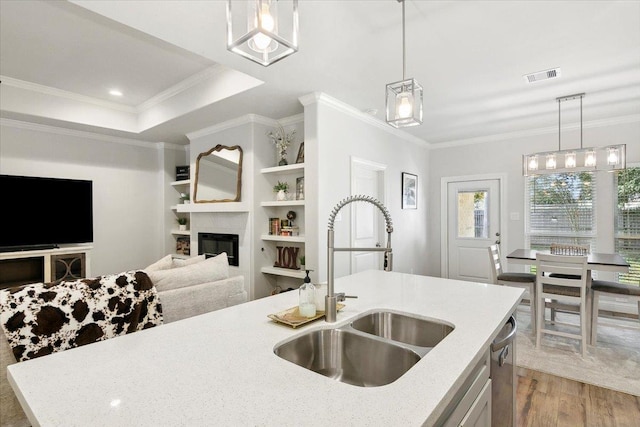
[0,174,93,251]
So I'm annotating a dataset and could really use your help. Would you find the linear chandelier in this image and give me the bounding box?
[385,0,423,128]
[226,0,299,67]
[522,93,626,176]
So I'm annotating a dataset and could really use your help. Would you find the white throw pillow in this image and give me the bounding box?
[144,254,173,272]
[148,252,229,292]
[172,254,206,268]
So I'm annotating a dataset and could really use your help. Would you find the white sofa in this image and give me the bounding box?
[0,253,247,427]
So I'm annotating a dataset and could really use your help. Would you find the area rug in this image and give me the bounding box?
[514,305,640,396]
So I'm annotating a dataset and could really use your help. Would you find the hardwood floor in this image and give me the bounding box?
[516,368,640,427]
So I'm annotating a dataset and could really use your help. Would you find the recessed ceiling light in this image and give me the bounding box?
[109,89,123,97]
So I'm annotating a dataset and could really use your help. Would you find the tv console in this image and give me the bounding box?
[0,246,92,290]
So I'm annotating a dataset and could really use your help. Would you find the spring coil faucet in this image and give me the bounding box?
[326,195,394,322]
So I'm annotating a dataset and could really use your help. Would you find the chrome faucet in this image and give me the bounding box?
[326,195,394,323]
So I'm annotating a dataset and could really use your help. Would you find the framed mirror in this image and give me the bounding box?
[193,145,243,203]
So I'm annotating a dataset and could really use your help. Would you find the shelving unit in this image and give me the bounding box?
[260,234,305,243]
[260,162,306,280]
[170,179,191,256]
[261,266,306,279]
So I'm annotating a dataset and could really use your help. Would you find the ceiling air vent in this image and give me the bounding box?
[523,68,561,84]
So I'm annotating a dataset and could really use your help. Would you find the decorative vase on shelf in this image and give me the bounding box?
[276,190,287,201]
[179,224,187,231]
[278,149,288,166]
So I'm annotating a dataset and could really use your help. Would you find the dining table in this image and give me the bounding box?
[505,248,630,342]
[506,249,631,274]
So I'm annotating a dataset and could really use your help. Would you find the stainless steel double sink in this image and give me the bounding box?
[274,310,454,387]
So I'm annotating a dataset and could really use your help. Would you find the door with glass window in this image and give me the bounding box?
[447,179,500,282]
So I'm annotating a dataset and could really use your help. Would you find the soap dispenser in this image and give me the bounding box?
[298,269,316,317]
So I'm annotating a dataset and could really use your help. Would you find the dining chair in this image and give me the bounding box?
[488,244,537,333]
[535,253,589,357]
[590,279,640,345]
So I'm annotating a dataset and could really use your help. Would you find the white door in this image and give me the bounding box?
[447,179,501,282]
[351,158,386,274]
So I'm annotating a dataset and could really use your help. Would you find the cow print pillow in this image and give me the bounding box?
[0,271,163,362]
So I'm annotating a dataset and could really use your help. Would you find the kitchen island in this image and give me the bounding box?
[8,270,523,426]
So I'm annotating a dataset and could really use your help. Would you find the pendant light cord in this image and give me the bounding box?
[401,0,406,80]
[558,98,561,151]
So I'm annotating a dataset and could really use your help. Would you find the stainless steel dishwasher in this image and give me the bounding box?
[490,315,517,427]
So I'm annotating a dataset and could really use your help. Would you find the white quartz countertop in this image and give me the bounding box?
[8,271,523,427]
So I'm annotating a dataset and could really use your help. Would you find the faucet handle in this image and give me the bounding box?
[335,293,358,302]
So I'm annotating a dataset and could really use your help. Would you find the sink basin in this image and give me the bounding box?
[274,328,420,387]
[350,311,454,348]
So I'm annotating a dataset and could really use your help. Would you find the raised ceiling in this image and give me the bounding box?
[1,0,639,146]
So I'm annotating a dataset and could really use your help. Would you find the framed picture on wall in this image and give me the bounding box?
[402,172,417,209]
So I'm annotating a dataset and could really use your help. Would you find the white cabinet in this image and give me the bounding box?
[260,163,306,280]
[440,350,491,427]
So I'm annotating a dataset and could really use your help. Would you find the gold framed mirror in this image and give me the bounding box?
[193,145,243,203]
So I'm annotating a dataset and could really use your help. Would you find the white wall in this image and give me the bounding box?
[302,93,430,284]
[427,119,640,277]
[0,119,170,275]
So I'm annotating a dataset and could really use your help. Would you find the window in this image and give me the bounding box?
[526,172,596,252]
[457,190,488,238]
[615,167,640,285]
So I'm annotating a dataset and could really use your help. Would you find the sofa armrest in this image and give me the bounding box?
[158,276,247,324]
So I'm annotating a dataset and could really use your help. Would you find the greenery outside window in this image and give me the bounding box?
[525,172,596,272]
[615,167,640,285]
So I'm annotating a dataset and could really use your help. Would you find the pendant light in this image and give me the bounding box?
[385,0,423,128]
[523,93,626,176]
[226,0,299,67]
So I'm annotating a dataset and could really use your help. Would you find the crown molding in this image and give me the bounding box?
[430,113,640,150]
[136,65,225,112]
[299,92,429,148]
[186,112,304,141]
[1,76,137,113]
[0,118,175,149]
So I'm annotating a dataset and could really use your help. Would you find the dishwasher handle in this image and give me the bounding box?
[490,315,517,352]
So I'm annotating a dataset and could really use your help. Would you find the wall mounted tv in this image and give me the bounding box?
[0,174,93,251]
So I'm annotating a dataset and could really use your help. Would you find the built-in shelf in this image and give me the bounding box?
[177,202,250,213]
[260,234,305,243]
[260,200,305,207]
[260,163,304,175]
[170,179,191,186]
[261,266,306,279]
[171,230,190,236]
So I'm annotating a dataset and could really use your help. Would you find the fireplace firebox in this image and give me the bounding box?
[198,233,239,266]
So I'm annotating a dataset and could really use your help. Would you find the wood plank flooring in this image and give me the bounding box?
[517,368,640,427]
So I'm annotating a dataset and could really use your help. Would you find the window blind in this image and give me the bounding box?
[615,167,640,285]
[526,172,597,253]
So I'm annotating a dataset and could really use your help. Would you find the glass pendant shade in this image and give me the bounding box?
[546,154,557,169]
[386,78,423,128]
[607,147,620,165]
[585,150,596,167]
[528,155,539,171]
[565,152,576,168]
[226,0,298,67]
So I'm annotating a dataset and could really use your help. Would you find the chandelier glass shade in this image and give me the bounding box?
[385,0,423,128]
[522,93,626,176]
[226,0,299,67]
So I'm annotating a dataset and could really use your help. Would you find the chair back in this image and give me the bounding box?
[550,243,589,256]
[536,253,588,293]
[488,244,502,284]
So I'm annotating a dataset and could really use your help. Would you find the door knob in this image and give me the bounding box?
[496,232,501,237]
[375,242,381,248]
[495,240,501,245]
